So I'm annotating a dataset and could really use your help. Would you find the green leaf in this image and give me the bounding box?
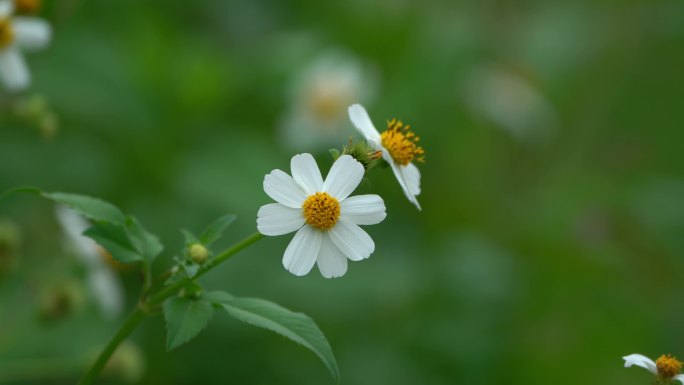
[83,217,163,264]
[164,296,214,351]
[180,229,199,246]
[126,216,163,263]
[199,214,237,246]
[83,222,142,263]
[204,290,234,305]
[218,297,339,382]
[43,192,126,224]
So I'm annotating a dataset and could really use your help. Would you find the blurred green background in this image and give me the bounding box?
[2,0,684,384]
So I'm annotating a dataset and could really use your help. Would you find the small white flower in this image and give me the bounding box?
[257,153,386,278]
[0,0,51,91]
[56,205,124,319]
[348,103,423,210]
[624,353,684,384]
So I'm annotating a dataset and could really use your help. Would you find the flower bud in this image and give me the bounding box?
[339,139,382,171]
[188,243,208,264]
[102,342,145,383]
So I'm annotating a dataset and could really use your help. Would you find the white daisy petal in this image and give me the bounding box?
[674,374,684,384]
[13,17,51,51]
[0,48,30,91]
[403,162,422,196]
[348,103,381,145]
[329,217,374,261]
[291,153,324,195]
[340,194,386,225]
[322,155,364,200]
[316,234,348,278]
[623,354,657,374]
[257,203,305,236]
[263,169,307,208]
[282,225,322,276]
[0,1,14,18]
[389,160,422,210]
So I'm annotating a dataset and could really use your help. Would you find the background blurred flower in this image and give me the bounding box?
[461,65,559,145]
[0,0,50,90]
[278,50,378,151]
[55,205,124,319]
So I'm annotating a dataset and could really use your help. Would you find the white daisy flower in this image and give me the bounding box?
[56,205,125,319]
[348,103,424,210]
[257,153,386,278]
[0,0,51,91]
[624,353,684,384]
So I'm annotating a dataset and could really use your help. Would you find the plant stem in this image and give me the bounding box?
[77,231,264,385]
[76,307,145,385]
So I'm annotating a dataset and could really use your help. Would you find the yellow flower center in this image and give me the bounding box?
[656,354,682,379]
[0,18,15,49]
[380,118,425,166]
[302,192,340,230]
[14,0,42,15]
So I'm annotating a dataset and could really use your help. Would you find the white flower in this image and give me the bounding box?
[279,50,377,151]
[348,103,423,210]
[56,205,124,319]
[257,153,386,278]
[0,0,51,91]
[624,353,684,383]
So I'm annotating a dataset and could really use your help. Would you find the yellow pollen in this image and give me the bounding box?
[302,192,340,230]
[380,118,425,166]
[656,354,682,379]
[0,18,14,49]
[14,0,42,14]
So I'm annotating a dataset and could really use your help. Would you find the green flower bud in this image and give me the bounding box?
[188,243,208,264]
[102,342,145,383]
[338,138,382,171]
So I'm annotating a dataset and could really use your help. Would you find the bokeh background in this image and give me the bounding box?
[1,0,684,384]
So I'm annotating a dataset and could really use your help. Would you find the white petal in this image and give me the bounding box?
[340,194,386,225]
[404,162,422,196]
[328,217,374,261]
[316,234,348,278]
[282,225,321,276]
[0,1,14,18]
[623,354,657,374]
[348,104,381,145]
[388,160,422,210]
[89,268,124,319]
[257,203,305,236]
[674,374,684,384]
[13,17,51,51]
[322,155,364,200]
[263,169,307,208]
[0,48,30,91]
[290,153,323,195]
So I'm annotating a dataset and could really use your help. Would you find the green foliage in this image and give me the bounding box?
[42,192,126,224]
[199,214,237,247]
[208,292,340,383]
[163,296,214,351]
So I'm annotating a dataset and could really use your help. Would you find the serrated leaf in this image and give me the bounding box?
[219,297,339,382]
[126,216,163,263]
[83,222,142,263]
[181,263,199,278]
[43,192,125,224]
[199,214,237,246]
[164,296,214,351]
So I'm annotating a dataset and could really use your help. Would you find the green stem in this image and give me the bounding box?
[77,231,264,385]
[76,307,145,385]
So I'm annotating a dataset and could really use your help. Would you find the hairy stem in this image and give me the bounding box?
[77,231,264,385]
